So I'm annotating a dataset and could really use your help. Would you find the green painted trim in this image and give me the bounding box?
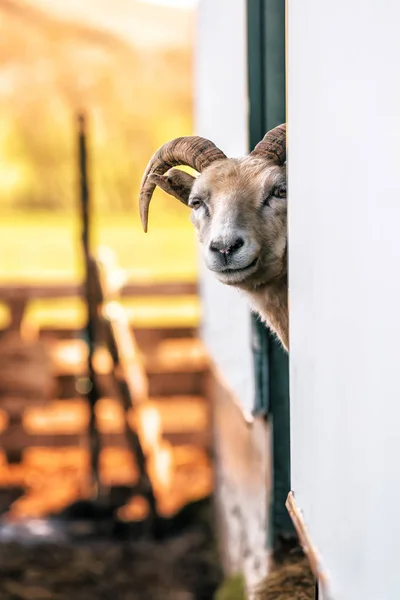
[262,0,286,130]
[251,314,270,417]
[247,0,269,419]
[247,0,286,148]
[247,0,266,147]
[268,332,294,540]
[247,0,294,549]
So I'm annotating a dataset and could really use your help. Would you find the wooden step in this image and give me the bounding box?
[134,327,197,352]
[22,396,209,440]
[47,339,112,376]
[32,297,200,337]
[0,395,211,455]
[48,337,209,398]
[143,338,209,374]
[39,326,197,344]
[0,444,212,520]
[0,429,210,457]
[56,370,206,399]
[147,371,205,397]
[145,338,209,396]
[48,337,209,376]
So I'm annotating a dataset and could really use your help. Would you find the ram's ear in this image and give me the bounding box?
[148,168,196,206]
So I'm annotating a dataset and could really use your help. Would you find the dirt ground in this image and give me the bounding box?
[0,498,222,600]
[0,539,220,600]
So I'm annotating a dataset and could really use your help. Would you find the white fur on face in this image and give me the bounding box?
[189,158,287,288]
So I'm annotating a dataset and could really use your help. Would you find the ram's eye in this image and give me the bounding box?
[274,184,287,198]
[189,198,203,210]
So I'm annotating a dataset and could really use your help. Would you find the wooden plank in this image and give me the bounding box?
[0,283,80,301]
[3,414,24,463]
[47,339,112,376]
[55,366,207,399]
[38,326,198,342]
[103,301,149,405]
[1,429,209,450]
[134,327,196,349]
[0,396,49,413]
[0,281,197,301]
[144,338,209,374]
[0,280,198,339]
[136,396,209,434]
[286,492,328,591]
[95,263,158,516]
[48,337,209,377]
[6,395,208,438]
[123,281,198,296]
[8,298,27,331]
[148,371,204,397]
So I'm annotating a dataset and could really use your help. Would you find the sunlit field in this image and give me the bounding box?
[0,0,199,330]
[0,209,200,329]
[0,210,196,283]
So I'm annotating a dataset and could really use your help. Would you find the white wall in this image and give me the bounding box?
[288,2,400,599]
[195,3,271,592]
[195,0,255,411]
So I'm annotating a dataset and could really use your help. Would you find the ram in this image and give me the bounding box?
[139,124,288,350]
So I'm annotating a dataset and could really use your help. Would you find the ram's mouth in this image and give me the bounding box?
[220,257,259,274]
[212,257,260,285]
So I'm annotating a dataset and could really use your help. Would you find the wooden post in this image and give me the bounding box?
[99,270,158,525]
[77,112,101,495]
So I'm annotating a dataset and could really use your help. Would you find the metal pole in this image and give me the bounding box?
[77,112,101,496]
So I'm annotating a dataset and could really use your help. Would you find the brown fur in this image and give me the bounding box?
[157,156,288,350]
[254,556,315,600]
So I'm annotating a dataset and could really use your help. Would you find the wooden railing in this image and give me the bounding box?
[0,281,198,332]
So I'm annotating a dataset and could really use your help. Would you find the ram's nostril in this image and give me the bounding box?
[210,237,245,255]
[231,237,244,252]
[209,241,219,253]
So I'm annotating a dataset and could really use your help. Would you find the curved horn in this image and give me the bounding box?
[139,136,226,232]
[251,123,286,164]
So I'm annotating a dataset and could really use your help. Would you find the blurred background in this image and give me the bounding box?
[0,0,198,321]
[0,1,225,598]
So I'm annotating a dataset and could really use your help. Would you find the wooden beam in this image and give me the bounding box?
[0,280,197,302]
[0,427,210,453]
[286,492,328,591]
[102,301,149,405]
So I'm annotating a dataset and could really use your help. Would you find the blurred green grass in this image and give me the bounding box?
[0,209,197,282]
[0,210,200,329]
